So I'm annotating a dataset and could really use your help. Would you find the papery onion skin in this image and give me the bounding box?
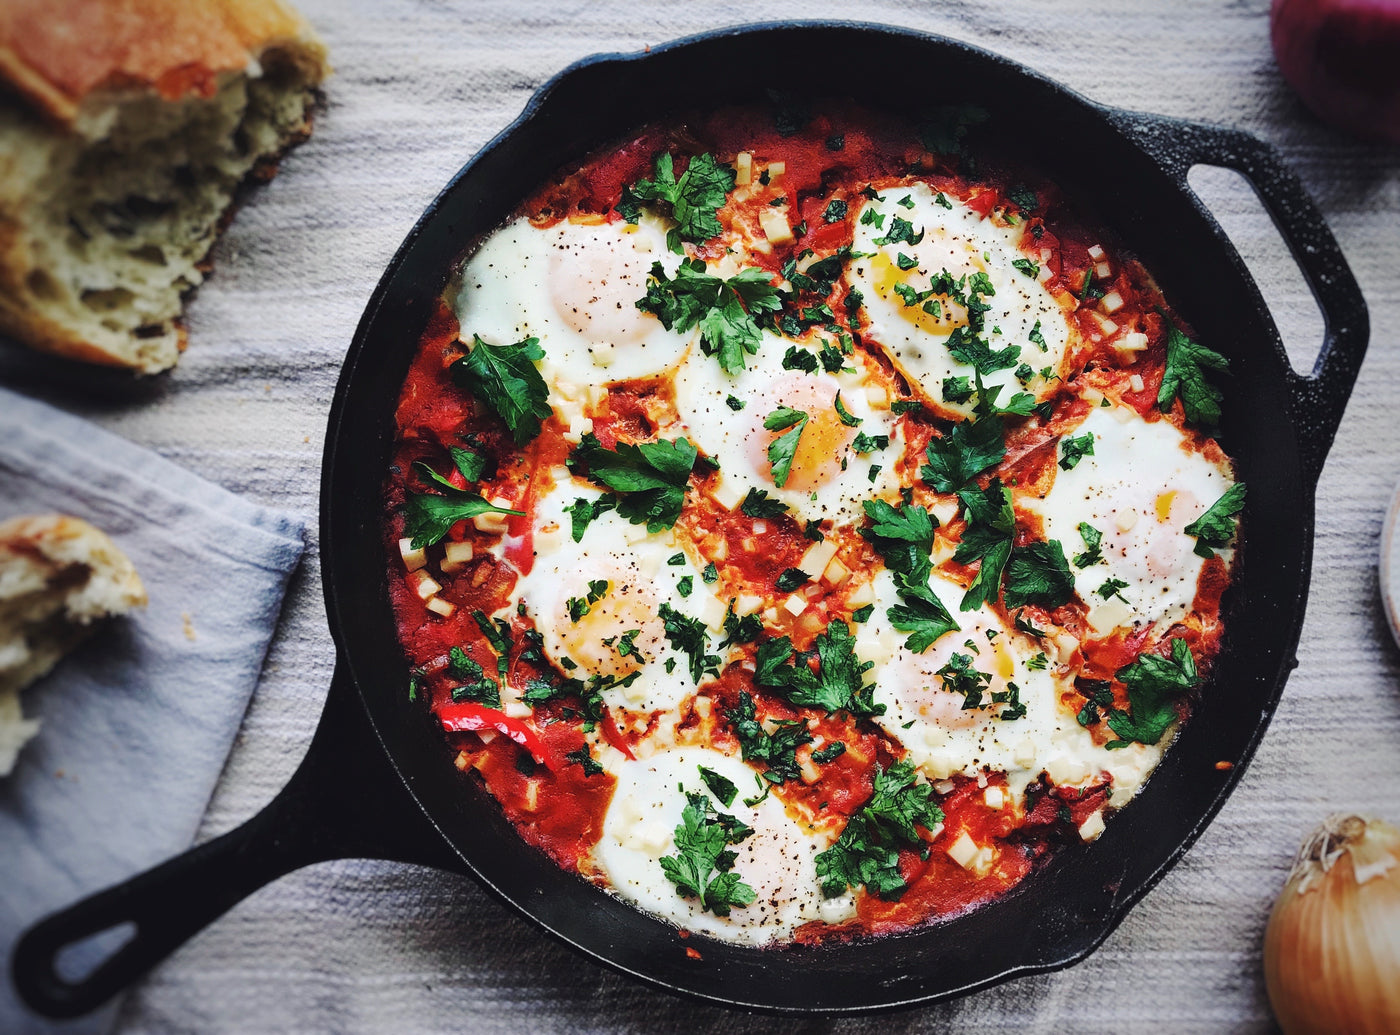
[1271,0,1400,143]
[1263,815,1400,1034]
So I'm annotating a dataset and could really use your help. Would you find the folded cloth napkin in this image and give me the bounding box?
[0,386,306,1034]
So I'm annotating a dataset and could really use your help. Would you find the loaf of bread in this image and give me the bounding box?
[0,514,147,774]
[0,0,330,373]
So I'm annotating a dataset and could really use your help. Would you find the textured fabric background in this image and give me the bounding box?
[1,0,1396,1031]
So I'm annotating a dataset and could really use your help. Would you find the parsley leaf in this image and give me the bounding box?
[1107,638,1199,746]
[764,407,809,488]
[815,761,943,900]
[472,610,513,679]
[658,602,719,684]
[447,647,501,707]
[823,199,848,223]
[1059,432,1095,470]
[659,791,756,916]
[888,579,960,653]
[1006,184,1037,214]
[942,375,974,403]
[755,620,882,717]
[637,260,782,374]
[833,392,862,427]
[873,216,924,247]
[1012,258,1040,278]
[719,602,764,649]
[412,446,487,494]
[1158,315,1229,427]
[776,568,810,592]
[619,152,735,251]
[921,415,1006,492]
[403,492,523,550]
[729,691,812,786]
[1003,540,1075,610]
[698,766,738,807]
[1183,482,1246,558]
[812,742,846,764]
[938,651,992,709]
[739,487,787,518]
[782,346,818,373]
[1074,521,1104,568]
[946,326,1021,375]
[567,433,699,532]
[563,495,616,543]
[955,479,1015,611]
[452,335,553,445]
[564,746,605,777]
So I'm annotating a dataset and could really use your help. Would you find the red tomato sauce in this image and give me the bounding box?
[382,102,1241,944]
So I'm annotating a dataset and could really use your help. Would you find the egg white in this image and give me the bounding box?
[1025,402,1236,638]
[593,746,853,945]
[455,214,693,392]
[846,183,1073,418]
[504,478,727,715]
[857,568,1168,807]
[671,330,903,525]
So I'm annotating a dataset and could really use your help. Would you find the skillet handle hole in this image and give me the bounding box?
[52,921,138,986]
[1186,164,1328,378]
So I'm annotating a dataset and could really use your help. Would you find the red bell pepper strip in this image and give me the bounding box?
[599,705,636,761]
[438,702,553,769]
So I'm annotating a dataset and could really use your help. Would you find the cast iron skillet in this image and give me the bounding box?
[12,21,1369,1018]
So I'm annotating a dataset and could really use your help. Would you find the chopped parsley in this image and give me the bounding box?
[1059,432,1095,470]
[677,575,693,597]
[447,647,500,708]
[563,495,616,543]
[564,746,604,777]
[1074,522,1104,568]
[659,791,756,916]
[1012,258,1040,279]
[812,742,847,764]
[755,620,882,716]
[567,433,700,532]
[782,346,819,373]
[725,394,746,411]
[814,761,943,900]
[472,610,513,679]
[636,259,782,374]
[1075,678,1116,727]
[922,415,1005,493]
[452,334,553,445]
[740,487,787,518]
[942,375,974,404]
[823,199,848,223]
[566,578,609,622]
[1097,576,1130,601]
[873,216,924,247]
[1006,184,1037,214]
[412,445,487,494]
[719,602,763,649]
[851,432,889,455]
[698,766,738,807]
[729,690,812,786]
[859,499,960,652]
[1183,482,1246,558]
[776,568,810,592]
[617,151,734,251]
[658,602,720,684]
[937,651,992,709]
[833,392,862,427]
[1028,320,1048,352]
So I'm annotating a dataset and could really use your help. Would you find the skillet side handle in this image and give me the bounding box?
[12,666,460,1020]
[1110,112,1370,487]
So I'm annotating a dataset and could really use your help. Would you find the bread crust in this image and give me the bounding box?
[0,0,328,126]
[0,514,147,612]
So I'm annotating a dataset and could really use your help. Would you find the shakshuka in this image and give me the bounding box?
[384,101,1242,945]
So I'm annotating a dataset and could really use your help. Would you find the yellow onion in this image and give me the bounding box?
[1264,814,1400,1034]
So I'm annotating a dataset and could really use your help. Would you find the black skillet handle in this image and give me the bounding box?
[11,667,461,1020]
[1106,110,1370,486]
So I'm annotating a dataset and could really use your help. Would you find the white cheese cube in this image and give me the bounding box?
[735,151,753,186]
[946,832,981,870]
[984,786,1005,810]
[425,596,456,618]
[1100,290,1125,314]
[398,537,427,572]
[1078,810,1106,842]
[759,207,793,245]
[799,539,838,577]
[783,594,808,617]
[440,540,474,574]
[410,571,441,600]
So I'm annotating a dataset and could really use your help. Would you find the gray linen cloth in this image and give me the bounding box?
[0,386,305,1034]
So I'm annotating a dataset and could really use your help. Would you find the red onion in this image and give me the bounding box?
[1271,0,1400,143]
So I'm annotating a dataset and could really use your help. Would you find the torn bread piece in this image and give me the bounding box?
[0,514,147,774]
[0,0,330,372]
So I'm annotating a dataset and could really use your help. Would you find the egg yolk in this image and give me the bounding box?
[548,225,657,347]
[747,376,857,493]
[548,573,661,679]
